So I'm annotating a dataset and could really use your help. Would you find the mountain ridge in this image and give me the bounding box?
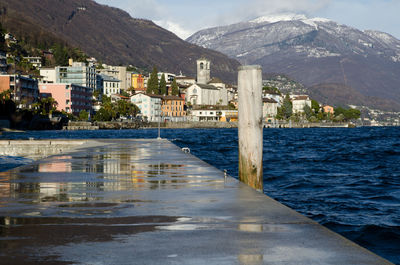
[0,0,240,83]
[187,14,400,111]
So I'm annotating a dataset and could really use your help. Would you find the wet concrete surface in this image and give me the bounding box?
[0,139,393,264]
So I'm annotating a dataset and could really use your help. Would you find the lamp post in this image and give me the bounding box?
[157,100,162,139]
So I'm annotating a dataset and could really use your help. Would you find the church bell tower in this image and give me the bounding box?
[197,58,211,84]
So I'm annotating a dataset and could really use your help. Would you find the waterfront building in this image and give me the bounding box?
[0,74,39,108]
[263,90,282,107]
[263,98,278,121]
[189,108,238,122]
[98,74,121,97]
[323,105,334,114]
[130,93,162,122]
[97,65,128,91]
[186,83,228,106]
[56,61,97,89]
[292,95,312,113]
[41,61,97,89]
[39,83,93,115]
[161,95,186,122]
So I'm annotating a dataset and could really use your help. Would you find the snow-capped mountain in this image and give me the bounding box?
[187,14,400,110]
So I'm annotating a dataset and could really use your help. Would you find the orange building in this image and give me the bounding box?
[161,95,186,119]
[323,105,334,114]
[131,74,145,92]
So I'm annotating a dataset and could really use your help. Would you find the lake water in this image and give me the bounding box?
[1,127,399,264]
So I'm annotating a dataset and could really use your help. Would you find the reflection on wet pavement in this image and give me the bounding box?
[0,139,392,265]
[0,139,232,264]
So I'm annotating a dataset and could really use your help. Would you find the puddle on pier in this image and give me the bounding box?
[0,143,225,214]
[0,215,182,264]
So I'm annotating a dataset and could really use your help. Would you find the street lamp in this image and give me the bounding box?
[157,100,162,139]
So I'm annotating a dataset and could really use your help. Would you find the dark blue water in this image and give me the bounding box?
[1,127,399,264]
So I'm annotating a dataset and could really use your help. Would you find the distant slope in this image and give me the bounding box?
[187,14,400,110]
[0,0,240,83]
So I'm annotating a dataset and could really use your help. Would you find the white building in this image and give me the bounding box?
[40,68,57,83]
[24,57,42,69]
[157,72,176,83]
[263,98,278,118]
[197,58,210,84]
[186,83,228,106]
[292,95,312,113]
[263,90,282,107]
[99,74,121,97]
[189,109,238,122]
[40,61,97,89]
[130,93,162,122]
[97,65,128,91]
[175,76,196,86]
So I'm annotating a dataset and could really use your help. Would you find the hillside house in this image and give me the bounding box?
[292,95,312,113]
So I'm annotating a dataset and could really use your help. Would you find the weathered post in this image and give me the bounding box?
[238,65,263,191]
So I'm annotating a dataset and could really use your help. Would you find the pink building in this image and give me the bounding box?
[39,83,93,115]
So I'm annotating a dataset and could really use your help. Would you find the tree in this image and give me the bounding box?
[78,110,89,121]
[276,94,293,120]
[159,73,167,95]
[334,106,346,117]
[311,99,320,114]
[53,44,69,66]
[120,90,131,98]
[147,66,159,94]
[93,108,112,121]
[0,23,6,51]
[303,104,313,120]
[345,108,361,120]
[262,86,281,95]
[171,78,179,96]
[116,100,140,117]
[32,97,58,116]
[0,90,16,118]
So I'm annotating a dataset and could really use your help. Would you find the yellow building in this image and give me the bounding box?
[131,74,145,92]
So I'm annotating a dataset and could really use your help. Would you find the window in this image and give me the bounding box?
[200,62,204,70]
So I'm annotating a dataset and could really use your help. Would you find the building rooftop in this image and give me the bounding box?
[162,95,184,101]
[293,95,310,100]
[176,76,195,80]
[208,77,223,84]
[196,83,219,90]
[99,74,121,82]
[263,98,278,103]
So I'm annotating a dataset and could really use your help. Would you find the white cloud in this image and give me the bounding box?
[154,20,193,39]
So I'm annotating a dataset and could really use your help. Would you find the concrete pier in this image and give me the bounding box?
[0,139,393,264]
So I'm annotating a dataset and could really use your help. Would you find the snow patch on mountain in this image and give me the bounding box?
[249,14,307,24]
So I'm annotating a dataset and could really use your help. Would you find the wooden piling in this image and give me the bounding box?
[238,65,263,191]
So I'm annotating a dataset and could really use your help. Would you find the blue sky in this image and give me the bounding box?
[96,0,400,40]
